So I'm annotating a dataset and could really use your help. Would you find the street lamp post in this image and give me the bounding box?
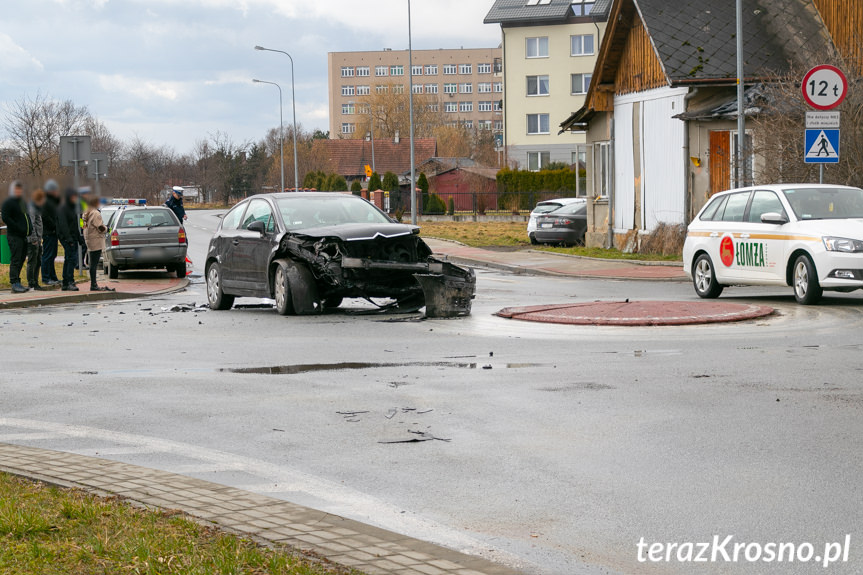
[253,79,284,194]
[407,0,417,224]
[255,46,300,191]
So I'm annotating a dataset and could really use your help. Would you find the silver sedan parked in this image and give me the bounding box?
[103,206,188,279]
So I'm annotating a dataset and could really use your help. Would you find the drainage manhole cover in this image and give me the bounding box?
[496,301,774,326]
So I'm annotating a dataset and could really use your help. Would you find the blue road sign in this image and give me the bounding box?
[805,129,840,164]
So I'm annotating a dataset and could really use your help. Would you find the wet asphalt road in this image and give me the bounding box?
[1,210,863,574]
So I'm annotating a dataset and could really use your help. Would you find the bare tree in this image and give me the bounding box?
[2,93,91,179]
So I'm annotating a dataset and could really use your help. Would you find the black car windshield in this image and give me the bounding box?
[783,187,863,220]
[276,196,392,230]
[117,209,177,228]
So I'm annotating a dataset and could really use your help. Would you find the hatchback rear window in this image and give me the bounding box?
[117,209,178,229]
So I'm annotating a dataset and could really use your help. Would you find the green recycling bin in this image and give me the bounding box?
[0,227,9,265]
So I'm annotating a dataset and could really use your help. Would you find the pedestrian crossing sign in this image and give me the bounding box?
[805,129,840,163]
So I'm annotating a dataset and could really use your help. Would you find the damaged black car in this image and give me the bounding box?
[205,193,475,317]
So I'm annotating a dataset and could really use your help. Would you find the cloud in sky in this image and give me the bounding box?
[1,1,501,153]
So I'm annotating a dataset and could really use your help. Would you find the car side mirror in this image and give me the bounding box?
[760,212,788,225]
[247,220,266,235]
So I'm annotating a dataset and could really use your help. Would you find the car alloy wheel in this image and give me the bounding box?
[793,255,822,305]
[206,263,234,310]
[274,264,293,316]
[693,254,723,299]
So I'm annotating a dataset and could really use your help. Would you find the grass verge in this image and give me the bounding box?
[0,263,86,290]
[0,473,362,575]
[418,221,530,247]
[535,246,682,262]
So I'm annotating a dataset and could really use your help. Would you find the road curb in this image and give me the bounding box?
[526,249,683,267]
[0,443,523,575]
[0,278,190,311]
[439,254,687,282]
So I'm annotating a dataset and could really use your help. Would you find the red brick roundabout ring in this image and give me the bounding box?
[496,301,775,327]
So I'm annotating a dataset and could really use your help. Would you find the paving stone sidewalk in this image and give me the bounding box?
[0,276,189,310]
[0,443,522,575]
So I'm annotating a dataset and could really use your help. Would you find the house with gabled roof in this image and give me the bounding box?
[558,0,862,248]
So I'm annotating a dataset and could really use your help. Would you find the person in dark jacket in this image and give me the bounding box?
[1,181,31,293]
[26,189,46,290]
[165,187,188,222]
[57,188,84,291]
[40,179,61,286]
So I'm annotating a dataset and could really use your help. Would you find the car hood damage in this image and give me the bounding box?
[275,223,475,317]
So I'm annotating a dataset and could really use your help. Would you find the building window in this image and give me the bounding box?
[445,102,458,113]
[571,34,595,56]
[526,37,549,58]
[341,67,354,77]
[426,103,439,112]
[425,64,438,75]
[478,101,493,112]
[375,65,388,77]
[390,65,404,76]
[341,123,355,135]
[527,113,550,135]
[342,103,355,115]
[571,73,592,94]
[527,151,551,171]
[412,84,423,94]
[594,141,610,197]
[478,82,492,93]
[393,84,405,94]
[443,83,457,94]
[493,100,503,111]
[359,103,371,114]
[341,85,355,97]
[494,120,503,131]
[425,83,439,94]
[478,120,493,130]
[462,120,473,129]
[411,65,423,76]
[459,102,473,113]
[356,85,370,96]
[459,83,473,94]
[376,85,388,94]
[356,66,370,77]
[571,0,596,16]
[527,75,550,96]
[493,82,503,93]
[459,64,472,75]
[443,64,457,75]
[478,63,492,74]
[526,0,552,5]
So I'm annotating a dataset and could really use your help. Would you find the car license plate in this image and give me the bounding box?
[540,223,553,229]
[135,248,164,258]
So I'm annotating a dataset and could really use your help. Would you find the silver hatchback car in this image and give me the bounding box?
[103,206,188,278]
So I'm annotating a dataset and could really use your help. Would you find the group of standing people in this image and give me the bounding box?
[2,180,110,293]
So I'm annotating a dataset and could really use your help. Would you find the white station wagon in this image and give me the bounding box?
[683,184,863,305]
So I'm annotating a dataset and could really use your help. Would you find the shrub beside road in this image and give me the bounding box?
[0,473,361,575]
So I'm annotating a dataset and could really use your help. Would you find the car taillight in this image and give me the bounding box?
[178,228,187,244]
[110,231,119,246]
[556,219,573,225]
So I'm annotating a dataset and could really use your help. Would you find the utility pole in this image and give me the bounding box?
[736,0,746,187]
[408,0,417,224]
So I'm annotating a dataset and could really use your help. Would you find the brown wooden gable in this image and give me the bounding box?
[582,0,669,114]
[813,0,863,73]
[614,11,669,95]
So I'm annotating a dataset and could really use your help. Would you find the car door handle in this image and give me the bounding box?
[709,232,719,238]
[232,239,240,246]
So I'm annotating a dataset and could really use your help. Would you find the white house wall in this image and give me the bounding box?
[613,101,635,230]
[613,87,688,233]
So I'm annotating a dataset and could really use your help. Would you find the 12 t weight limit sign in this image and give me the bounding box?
[802,65,848,110]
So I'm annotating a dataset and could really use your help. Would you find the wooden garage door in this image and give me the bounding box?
[709,130,731,196]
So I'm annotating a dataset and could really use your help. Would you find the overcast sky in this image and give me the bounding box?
[0,0,501,154]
